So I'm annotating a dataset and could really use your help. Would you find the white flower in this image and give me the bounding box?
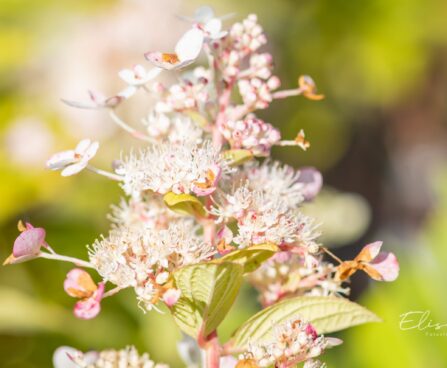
[118,64,162,97]
[88,219,215,311]
[145,28,205,70]
[212,184,319,248]
[242,161,306,207]
[117,140,229,198]
[241,318,341,367]
[53,346,168,368]
[46,139,99,176]
[143,113,204,144]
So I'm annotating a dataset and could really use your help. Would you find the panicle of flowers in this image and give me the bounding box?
[237,317,341,367]
[248,250,349,307]
[53,345,168,368]
[116,139,230,198]
[88,218,215,311]
[3,11,400,367]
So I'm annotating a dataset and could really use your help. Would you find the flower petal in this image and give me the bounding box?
[13,227,46,257]
[298,167,322,201]
[369,251,399,281]
[46,150,76,170]
[64,268,97,298]
[356,241,383,262]
[61,162,88,177]
[53,346,80,368]
[74,139,92,155]
[175,28,204,62]
[74,298,101,319]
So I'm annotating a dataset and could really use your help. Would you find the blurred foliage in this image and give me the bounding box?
[0,0,446,366]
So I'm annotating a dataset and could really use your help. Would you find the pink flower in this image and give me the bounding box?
[118,64,162,98]
[162,288,181,307]
[46,139,99,176]
[64,268,104,319]
[336,241,399,282]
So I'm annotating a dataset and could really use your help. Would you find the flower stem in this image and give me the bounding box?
[205,331,220,368]
[87,165,123,181]
[109,110,152,142]
[39,252,94,269]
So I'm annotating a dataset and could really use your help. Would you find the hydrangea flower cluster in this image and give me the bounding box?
[4,6,400,368]
[237,318,341,368]
[53,345,168,368]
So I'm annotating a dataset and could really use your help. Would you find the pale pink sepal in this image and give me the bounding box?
[13,227,46,257]
[369,251,399,282]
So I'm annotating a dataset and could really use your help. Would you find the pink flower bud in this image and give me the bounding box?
[13,225,46,257]
[297,167,323,201]
[162,288,181,307]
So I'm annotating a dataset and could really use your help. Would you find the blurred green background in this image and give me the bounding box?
[1,0,447,366]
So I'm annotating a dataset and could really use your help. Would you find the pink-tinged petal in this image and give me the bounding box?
[64,268,97,298]
[298,167,323,201]
[325,337,344,347]
[46,150,76,170]
[217,226,233,244]
[61,162,88,177]
[204,18,222,36]
[53,346,81,368]
[74,298,101,319]
[13,227,45,257]
[191,184,217,197]
[163,288,181,307]
[73,283,104,320]
[24,222,34,230]
[175,28,204,62]
[357,241,383,262]
[369,252,399,282]
[104,95,124,108]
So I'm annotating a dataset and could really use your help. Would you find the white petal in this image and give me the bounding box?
[194,5,215,22]
[118,68,136,84]
[61,162,87,176]
[83,141,99,161]
[175,28,204,62]
[53,346,80,368]
[74,139,92,155]
[61,98,97,109]
[204,18,222,35]
[118,86,137,98]
[145,67,162,80]
[46,150,76,170]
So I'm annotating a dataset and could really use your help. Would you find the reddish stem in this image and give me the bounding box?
[204,331,220,368]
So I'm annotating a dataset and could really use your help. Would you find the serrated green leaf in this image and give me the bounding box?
[216,243,279,273]
[172,262,244,339]
[223,149,254,166]
[163,192,206,218]
[232,296,381,349]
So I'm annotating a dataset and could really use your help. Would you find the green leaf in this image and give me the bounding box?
[163,192,206,218]
[172,262,244,339]
[232,296,381,349]
[216,243,279,273]
[223,149,254,166]
[185,110,209,128]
